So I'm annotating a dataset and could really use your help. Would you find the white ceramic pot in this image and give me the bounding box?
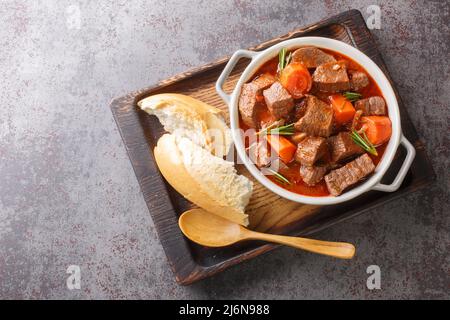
[216,37,415,205]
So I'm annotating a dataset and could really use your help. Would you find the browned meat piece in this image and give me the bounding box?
[328,132,363,162]
[252,73,276,91]
[238,74,276,128]
[349,70,369,91]
[286,99,308,124]
[263,82,294,119]
[324,154,375,196]
[294,99,308,120]
[238,83,259,128]
[294,95,334,137]
[291,47,336,68]
[312,61,351,92]
[247,139,271,168]
[295,136,328,166]
[355,96,386,115]
[300,165,328,186]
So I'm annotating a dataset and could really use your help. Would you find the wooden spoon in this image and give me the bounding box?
[179,208,355,259]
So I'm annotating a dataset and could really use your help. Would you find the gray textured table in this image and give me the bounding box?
[0,0,448,299]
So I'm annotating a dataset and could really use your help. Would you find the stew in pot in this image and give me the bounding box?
[238,46,392,197]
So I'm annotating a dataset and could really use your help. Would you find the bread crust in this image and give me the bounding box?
[138,93,232,157]
[154,134,250,226]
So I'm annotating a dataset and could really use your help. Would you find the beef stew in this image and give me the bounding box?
[238,46,392,197]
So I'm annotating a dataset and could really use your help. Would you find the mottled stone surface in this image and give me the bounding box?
[0,0,448,299]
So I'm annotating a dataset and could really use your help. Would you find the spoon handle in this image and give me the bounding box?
[245,231,355,259]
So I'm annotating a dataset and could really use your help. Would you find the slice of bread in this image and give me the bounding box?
[154,134,252,226]
[138,93,232,157]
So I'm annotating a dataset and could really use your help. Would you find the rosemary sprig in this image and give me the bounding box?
[285,51,292,65]
[343,91,363,102]
[278,48,292,71]
[257,123,295,136]
[351,129,378,156]
[266,168,292,185]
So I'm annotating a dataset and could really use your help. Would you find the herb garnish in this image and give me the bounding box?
[266,168,292,185]
[351,129,378,156]
[278,48,292,71]
[285,51,292,66]
[343,91,363,102]
[257,123,295,136]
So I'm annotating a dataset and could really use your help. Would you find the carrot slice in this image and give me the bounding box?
[361,116,392,145]
[279,62,312,98]
[266,134,297,164]
[329,94,356,125]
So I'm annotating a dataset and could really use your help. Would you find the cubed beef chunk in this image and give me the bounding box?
[355,96,386,115]
[295,136,328,166]
[325,154,375,196]
[238,74,276,128]
[328,132,363,162]
[286,98,308,124]
[294,95,334,137]
[263,82,294,119]
[291,47,336,68]
[349,70,369,91]
[294,99,308,120]
[252,73,276,92]
[300,165,328,186]
[312,61,351,92]
[247,139,271,168]
[238,83,259,128]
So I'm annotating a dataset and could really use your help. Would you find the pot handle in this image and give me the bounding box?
[372,135,416,192]
[215,49,259,104]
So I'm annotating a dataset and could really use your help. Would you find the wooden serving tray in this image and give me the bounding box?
[110,10,435,285]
